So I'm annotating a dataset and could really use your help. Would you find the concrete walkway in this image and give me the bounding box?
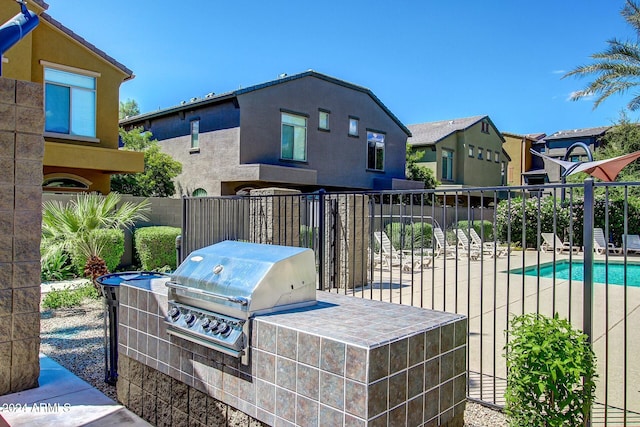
[0,354,150,427]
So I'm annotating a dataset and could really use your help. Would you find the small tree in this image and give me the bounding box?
[406,146,439,189]
[119,98,140,120]
[505,313,596,427]
[111,127,182,197]
[41,193,150,286]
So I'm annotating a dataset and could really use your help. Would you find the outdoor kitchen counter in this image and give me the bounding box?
[117,282,467,427]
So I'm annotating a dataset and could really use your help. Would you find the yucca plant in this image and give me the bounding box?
[41,192,150,283]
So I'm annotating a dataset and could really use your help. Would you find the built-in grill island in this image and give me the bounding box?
[165,240,317,365]
[116,241,468,426]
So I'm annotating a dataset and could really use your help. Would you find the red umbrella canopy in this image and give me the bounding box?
[530,149,640,182]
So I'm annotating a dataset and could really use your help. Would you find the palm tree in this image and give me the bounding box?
[41,192,150,284]
[564,1,640,110]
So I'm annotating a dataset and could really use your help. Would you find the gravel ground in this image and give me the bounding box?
[39,294,507,426]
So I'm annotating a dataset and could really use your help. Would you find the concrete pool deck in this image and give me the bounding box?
[332,249,640,422]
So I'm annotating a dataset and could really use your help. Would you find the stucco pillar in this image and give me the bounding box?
[0,77,43,395]
[326,194,369,289]
[249,188,301,247]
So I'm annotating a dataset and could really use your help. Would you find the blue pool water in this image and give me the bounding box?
[510,260,640,287]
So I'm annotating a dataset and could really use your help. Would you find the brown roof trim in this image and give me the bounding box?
[39,12,134,79]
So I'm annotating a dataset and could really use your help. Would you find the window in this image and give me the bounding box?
[192,188,207,197]
[481,120,490,134]
[367,131,385,171]
[494,151,499,163]
[349,116,359,136]
[44,67,96,138]
[468,145,474,157]
[319,110,330,131]
[478,148,483,160]
[442,149,453,180]
[43,173,91,191]
[281,112,307,161]
[486,149,492,161]
[190,119,199,149]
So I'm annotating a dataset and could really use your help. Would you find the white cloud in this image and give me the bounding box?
[552,70,566,74]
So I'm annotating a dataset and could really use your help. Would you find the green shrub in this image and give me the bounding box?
[504,313,596,426]
[496,197,571,249]
[134,226,181,271]
[41,247,75,282]
[569,195,640,246]
[70,229,124,275]
[456,220,494,240]
[384,222,433,250]
[42,282,100,309]
[300,225,317,248]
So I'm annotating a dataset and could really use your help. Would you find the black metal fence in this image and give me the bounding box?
[180,180,640,425]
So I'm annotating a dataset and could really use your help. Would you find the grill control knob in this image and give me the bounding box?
[185,313,197,327]
[214,321,230,335]
[168,307,181,321]
[200,318,211,330]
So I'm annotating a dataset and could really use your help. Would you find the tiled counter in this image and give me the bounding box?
[117,281,467,426]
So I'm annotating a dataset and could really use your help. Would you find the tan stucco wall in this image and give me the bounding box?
[1,0,138,194]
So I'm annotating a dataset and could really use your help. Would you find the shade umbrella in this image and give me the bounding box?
[530,149,640,182]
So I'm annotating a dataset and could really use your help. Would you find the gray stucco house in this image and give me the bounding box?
[120,70,421,196]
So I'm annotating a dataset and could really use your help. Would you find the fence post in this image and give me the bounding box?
[582,178,594,342]
[318,189,326,290]
[582,178,594,427]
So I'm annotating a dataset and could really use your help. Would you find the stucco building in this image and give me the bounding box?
[0,0,143,194]
[121,70,421,196]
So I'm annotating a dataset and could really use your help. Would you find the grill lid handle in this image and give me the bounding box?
[165,281,249,306]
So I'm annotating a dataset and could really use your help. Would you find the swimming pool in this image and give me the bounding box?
[510,260,640,287]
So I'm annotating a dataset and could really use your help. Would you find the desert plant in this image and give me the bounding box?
[40,247,75,282]
[504,313,597,426]
[70,229,125,275]
[42,282,100,309]
[41,192,149,280]
[134,226,181,271]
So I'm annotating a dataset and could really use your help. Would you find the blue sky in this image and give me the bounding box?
[46,0,636,135]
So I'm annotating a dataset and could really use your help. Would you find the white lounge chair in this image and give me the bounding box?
[468,228,507,258]
[594,228,622,255]
[540,233,579,255]
[622,234,640,254]
[373,231,432,272]
[435,227,477,260]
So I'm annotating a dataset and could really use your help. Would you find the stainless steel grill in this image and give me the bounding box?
[165,240,316,364]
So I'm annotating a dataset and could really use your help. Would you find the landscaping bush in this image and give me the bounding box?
[42,281,100,309]
[41,247,75,282]
[456,220,494,241]
[70,229,124,276]
[496,197,571,249]
[569,195,640,247]
[134,226,181,271]
[384,222,433,250]
[505,313,596,426]
[300,225,317,248]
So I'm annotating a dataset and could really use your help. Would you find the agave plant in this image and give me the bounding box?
[41,192,150,281]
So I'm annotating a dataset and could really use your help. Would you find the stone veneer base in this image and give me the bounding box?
[117,282,466,427]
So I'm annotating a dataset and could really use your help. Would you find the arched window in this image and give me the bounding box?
[192,188,207,197]
[43,174,91,191]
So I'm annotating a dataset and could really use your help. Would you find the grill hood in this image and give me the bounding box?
[169,241,317,315]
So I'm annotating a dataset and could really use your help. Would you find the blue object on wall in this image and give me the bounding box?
[0,1,39,74]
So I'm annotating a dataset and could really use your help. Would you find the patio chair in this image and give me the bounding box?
[372,231,432,272]
[434,227,477,260]
[468,228,507,258]
[622,234,640,254]
[540,232,579,255]
[594,228,622,255]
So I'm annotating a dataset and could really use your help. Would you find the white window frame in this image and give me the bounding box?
[468,145,474,157]
[281,112,307,162]
[486,149,492,162]
[42,61,99,141]
[319,109,330,131]
[494,151,500,163]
